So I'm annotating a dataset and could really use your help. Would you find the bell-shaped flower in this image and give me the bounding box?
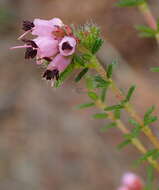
[59,36,76,56]
[19,18,64,39]
[43,54,71,80]
[33,36,59,58]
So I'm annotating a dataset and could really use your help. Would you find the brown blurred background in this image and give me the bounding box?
[1,0,159,189]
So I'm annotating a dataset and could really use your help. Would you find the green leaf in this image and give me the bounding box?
[114,109,121,119]
[73,53,92,67]
[76,102,95,109]
[88,91,98,101]
[117,139,131,149]
[75,68,89,82]
[151,67,159,72]
[54,63,75,88]
[136,25,157,38]
[144,116,157,125]
[100,87,108,102]
[143,106,157,125]
[129,119,141,128]
[93,75,110,88]
[92,38,103,54]
[106,60,117,78]
[135,149,158,165]
[100,122,117,132]
[76,24,103,55]
[144,106,155,121]
[93,113,108,119]
[104,104,124,111]
[116,0,145,7]
[125,85,136,102]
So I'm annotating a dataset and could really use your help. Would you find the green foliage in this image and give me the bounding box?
[135,149,159,166]
[93,113,108,119]
[123,85,136,103]
[100,122,117,132]
[114,109,121,119]
[54,63,75,88]
[76,102,95,109]
[116,0,145,7]
[118,139,131,149]
[88,91,98,101]
[106,61,117,79]
[85,75,96,90]
[104,104,124,111]
[136,25,158,38]
[73,53,92,67]
[129,119,141,128]
[151,67,159,72]
[75,68,89,82]
[93,75,111,88]
[76,24,103,54]
[144,166,154,190]
[118,119,142,149]
[100,87,108,102]
[144,106,157,126]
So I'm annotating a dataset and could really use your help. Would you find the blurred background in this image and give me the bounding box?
[1,0,159,189]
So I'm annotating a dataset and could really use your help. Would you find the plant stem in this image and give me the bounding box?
[94,57,159,150]
[138,2,159,43]
[95,99,159,171]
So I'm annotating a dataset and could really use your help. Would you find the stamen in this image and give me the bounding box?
[43,69,59,81]
[10,45,32,50]
[18,30,31,40]
[22,20,35,31]
[25,48,37,59]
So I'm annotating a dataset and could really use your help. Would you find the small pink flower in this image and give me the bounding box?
[19,18,64,39]
[33,36,59,58]
[43,54,71,80]
[122,173,143,190]
[59,36,76,56]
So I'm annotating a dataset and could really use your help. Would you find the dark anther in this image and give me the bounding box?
[25,48,37,59]
[22,39,38,48]
[43,57,52,62]
[62,42,73,50]
[43,69,59,81]
[22,20,35,31]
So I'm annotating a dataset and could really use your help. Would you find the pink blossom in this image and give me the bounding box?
[59,36,76,56]
[47,54,71,72]
[122,173,143,190]
[43,54,71,80]
[33,36,58,58]
[19,18,64,39]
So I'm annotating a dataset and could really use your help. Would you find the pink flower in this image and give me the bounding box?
[33,36,59,58]
[122,173,143,190]
[19,18,64,39]
[11,36,59,61]
[59,36,76,56]
[43,54,71,80]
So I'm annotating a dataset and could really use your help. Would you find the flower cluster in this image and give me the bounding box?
[118,173,143,190]
[11,17,103,87]
[11,18,77,81]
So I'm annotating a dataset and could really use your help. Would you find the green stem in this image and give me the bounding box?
[94,99,159,172]
[94,57,159,151]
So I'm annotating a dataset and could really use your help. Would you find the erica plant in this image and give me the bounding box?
[11,0,159,188]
